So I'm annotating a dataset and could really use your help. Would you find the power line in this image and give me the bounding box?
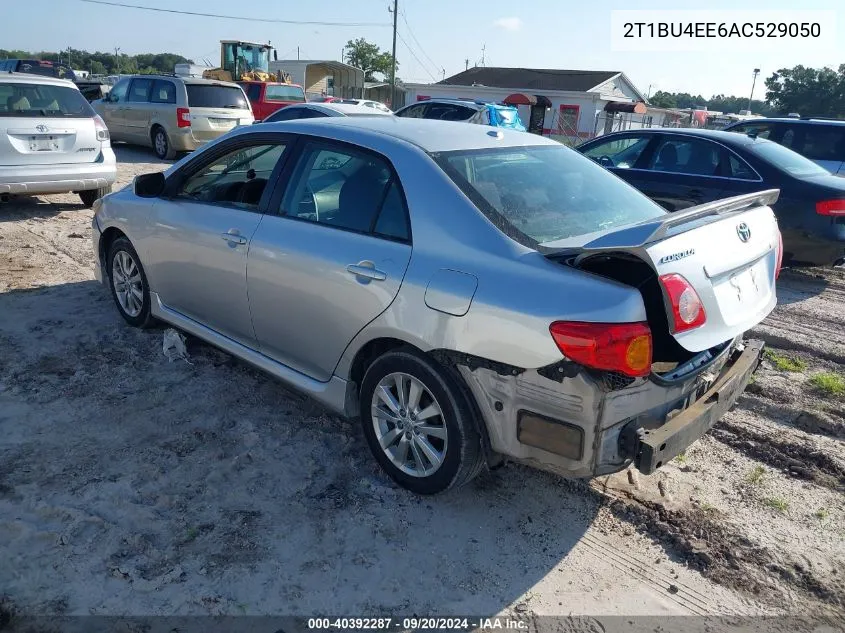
[399,9,442,80]
[396,31,437,83]
[79,0,392,27]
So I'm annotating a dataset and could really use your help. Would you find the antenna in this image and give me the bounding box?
[480,44,486,67]
[465,58,469,71]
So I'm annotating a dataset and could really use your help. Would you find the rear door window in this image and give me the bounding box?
[646,137,721,176]
[150,80,176,104]
[186,85,249,109]
[127,78,153,103]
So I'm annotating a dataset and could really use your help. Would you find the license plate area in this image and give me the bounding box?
[29,135,60,151]
[712,257,770,326]
[208,118,236,128]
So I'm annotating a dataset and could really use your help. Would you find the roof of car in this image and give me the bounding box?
[727,117,845,126]
[0,71,77,87]
[117,74,243,88]
[252,116,557,152]
[291,102,392,116]
[582,127,765,147]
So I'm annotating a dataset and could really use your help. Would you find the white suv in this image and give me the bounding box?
[0,72,116,207]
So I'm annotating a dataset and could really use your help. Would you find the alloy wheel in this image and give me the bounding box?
[154,131,167,157]
[370,372,448,477]
[112,250,144,317]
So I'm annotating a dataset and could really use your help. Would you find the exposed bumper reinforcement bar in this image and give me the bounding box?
[636,339,764,475]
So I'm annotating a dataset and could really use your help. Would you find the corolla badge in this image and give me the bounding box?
[736,222,751,242]
[658,248,695,264]
[35,124,49,133]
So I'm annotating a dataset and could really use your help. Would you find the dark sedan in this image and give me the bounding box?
[576,129,845,266]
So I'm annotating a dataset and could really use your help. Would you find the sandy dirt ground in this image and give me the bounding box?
[0,146,843,625]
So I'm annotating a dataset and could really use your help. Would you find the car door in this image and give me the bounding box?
[247,139,413,381]
[98,78,129,139]
[124,77,154,143]
[631,135,728,211]
[143,136,291,347]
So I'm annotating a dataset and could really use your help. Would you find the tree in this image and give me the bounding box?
[765,65,845,117]
[90,60,107,75]
[343,38,396,81]
[649,90,677,108]
[0,48,192,76]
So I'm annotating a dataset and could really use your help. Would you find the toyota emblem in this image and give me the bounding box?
[35,124,49,133]
[736,222,751,242]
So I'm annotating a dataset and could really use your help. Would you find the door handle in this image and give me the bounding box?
[347,261,387,281]
[220,231,247,246]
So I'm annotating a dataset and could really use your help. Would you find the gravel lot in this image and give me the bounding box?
[1,146,843,624]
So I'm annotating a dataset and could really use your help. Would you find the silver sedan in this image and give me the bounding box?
[92,117,781,494]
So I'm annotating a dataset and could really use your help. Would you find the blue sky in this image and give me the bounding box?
[4,0,843,98]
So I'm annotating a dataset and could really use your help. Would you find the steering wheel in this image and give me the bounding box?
[597,155,615,168]
[298,184,319,220]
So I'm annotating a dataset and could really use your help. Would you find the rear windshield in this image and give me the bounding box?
[11,60,76,81]
[432,145,666,247]
[265,84,305,102]
[0,82,94,118]
[749,139,830,178]
[186,85,249,109]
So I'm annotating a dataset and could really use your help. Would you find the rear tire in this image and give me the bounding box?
[79,186,112,208]
[151,126,176,160]
[359,348,484,494]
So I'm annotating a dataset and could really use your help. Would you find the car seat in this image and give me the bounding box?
[335,167,389,231]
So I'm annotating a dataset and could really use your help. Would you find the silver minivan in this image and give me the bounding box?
[93,75,255,159]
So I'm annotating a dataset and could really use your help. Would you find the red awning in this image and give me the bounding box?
[504,93,552,107]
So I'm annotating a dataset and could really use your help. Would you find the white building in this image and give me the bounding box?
[404,67,651,144]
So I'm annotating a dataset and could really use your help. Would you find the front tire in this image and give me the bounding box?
[151,126,176,160]
[107,237,154,328]
[359,349,484,494]
[79,186,112,208]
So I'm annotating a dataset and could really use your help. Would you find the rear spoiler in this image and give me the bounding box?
[538,189,780,256]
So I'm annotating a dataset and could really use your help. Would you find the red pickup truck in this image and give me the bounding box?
[238,81,307,121]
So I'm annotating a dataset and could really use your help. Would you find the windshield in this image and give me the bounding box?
[265,84,305,102]
[186,85,249,109]
[0,82,94,118]
[432,145,666,247]
[749,139,830,178]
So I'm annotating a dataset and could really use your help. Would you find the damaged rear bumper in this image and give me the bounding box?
[458,338,764,479]
[634,339,764,474]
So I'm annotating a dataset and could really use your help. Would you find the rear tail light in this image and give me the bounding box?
[775,229,784,279]
[177,107,191,128]
[816,199,845,216]
[549,321,652,377]
[93,114,109,141]
[659,273,707,333]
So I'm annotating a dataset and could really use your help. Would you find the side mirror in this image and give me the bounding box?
[134,172,166,198]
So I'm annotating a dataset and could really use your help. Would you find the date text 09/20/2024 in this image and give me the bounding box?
[307,617,528,630]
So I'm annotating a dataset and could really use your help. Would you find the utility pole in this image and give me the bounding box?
[297,46,300,60]
[442,68,445,81]
[747,68,760,113]
[480,44,486,67]
[114,47,121,75]
[464,58,469,71]
[389,0,398,108]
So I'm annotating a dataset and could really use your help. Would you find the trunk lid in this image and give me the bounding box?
[541,190,781,353]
